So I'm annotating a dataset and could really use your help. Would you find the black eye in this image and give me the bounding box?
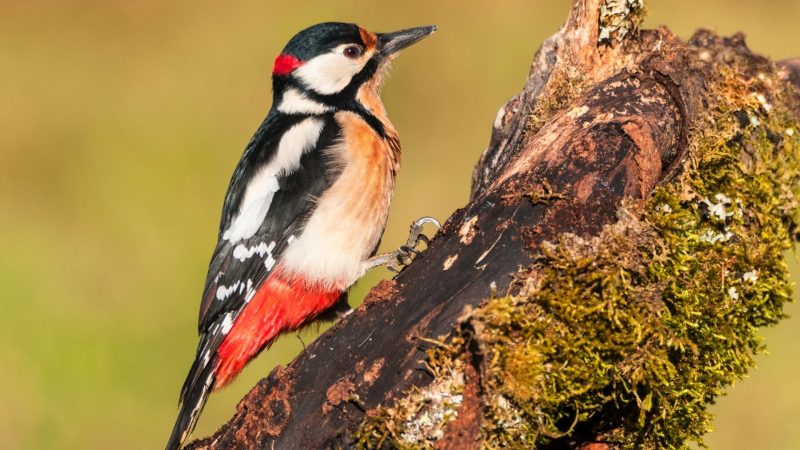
[343,45,363,59]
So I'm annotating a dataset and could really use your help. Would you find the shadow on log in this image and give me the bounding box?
[188,1,800,449]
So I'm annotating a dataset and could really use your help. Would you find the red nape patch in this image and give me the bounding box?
[213,268,341,389]
[272,53,303,76]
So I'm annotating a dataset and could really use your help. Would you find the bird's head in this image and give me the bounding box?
[271,22,436,115]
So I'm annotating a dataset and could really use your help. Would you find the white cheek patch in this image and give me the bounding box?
[293,50,369,95]
[223,118,325,243]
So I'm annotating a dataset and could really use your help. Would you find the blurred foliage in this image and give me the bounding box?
[0,1,797,449]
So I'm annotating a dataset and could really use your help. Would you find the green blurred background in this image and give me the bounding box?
[1,1,798,448]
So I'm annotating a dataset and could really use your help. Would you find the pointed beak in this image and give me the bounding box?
[378,25,437,56]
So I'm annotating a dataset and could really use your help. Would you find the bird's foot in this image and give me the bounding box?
[365,216,441,272]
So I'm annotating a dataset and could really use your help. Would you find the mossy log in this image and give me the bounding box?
[188,1,800,449]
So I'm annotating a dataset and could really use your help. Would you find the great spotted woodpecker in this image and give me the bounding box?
[166,22,438,449]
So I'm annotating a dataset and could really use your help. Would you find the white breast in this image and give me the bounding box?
[279,111,397,290]
[223,118,325,243]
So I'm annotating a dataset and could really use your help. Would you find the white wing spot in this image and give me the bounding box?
[216,282,241,301]
[220,313,235,334]
[244,279,255,302]
[223,119,325,243]
[246,278,253,292]
[232,241,270,262]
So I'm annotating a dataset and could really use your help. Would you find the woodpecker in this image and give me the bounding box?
[166,22,437,449]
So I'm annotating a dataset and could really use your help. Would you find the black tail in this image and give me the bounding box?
[166,349,216,450]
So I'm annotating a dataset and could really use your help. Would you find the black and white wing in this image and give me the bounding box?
[167,110,340,449]
[199,112,340,333]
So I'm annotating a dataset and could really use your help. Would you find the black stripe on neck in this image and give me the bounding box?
[280,58,388,138]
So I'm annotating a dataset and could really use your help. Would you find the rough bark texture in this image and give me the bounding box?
[188,2,800,449]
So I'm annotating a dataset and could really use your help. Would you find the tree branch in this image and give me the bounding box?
[188,2,800,449]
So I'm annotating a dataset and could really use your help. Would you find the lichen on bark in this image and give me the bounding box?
[355,34,800,450]
[598,0,646,45]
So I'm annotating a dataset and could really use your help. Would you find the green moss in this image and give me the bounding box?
[356,54,800,450]
[526,68,589,135]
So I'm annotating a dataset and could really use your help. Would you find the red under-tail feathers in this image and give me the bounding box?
[166,267,341,450]
[213,266,342,388]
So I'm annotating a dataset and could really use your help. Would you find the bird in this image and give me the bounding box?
[165,22,438,450]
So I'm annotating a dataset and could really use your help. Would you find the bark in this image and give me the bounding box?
[187,2,800,449]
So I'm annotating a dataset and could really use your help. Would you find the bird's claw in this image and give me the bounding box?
[366,216,440,272]
[394,245,419,266]
[405,217,440,248]
[384,216,440,272]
